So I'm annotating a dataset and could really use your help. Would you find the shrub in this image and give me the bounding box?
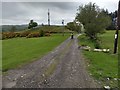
[94,40,101,49]
[2,32,28,39]
[0,33,2,40]
[2,31,49,39]
[26,33,32,38]
[26,32,40,38]
[2,33,6,39]
[45,33,51,36]
[20,31,30,37]
[9,32,16,38]
[2,32,16,39]
[40,30,45,37]
[14,32,21,37]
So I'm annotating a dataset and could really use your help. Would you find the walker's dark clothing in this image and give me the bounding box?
[71,34,73,39]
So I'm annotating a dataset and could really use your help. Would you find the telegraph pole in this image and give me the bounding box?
[48,9,50,26]
[62,19,64,36]
[114,0,120,54]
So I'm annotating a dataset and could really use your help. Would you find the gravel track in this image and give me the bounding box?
[2,35,100,88]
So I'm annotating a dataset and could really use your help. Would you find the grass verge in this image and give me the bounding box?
[78,30,118,88]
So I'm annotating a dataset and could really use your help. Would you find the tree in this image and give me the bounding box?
[67,21,81,33]
[106,11,117,30]
[76,2,111,40]
[28,20,38,29]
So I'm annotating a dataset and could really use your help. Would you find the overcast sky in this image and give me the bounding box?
[1,0,119,25]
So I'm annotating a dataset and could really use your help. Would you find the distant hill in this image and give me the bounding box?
[0,25,29,32]
[0,25,72,33]
[29,25,72,33]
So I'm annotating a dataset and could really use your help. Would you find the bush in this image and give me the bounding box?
[9,32,16,38]
[94,40,101,49]
[26,32,40,38]
[2,32,26,39]
[2,32,16,39]
[40,30,45,37]
[45,33,51,36]
[26,34,32,38]
[2,33,6,39]
[20,31,30,37]
[14,32,21,37]
[0,33,2,40]
[2,31,49,39]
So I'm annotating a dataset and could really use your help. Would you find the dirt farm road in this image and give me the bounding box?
[3,35,100,88]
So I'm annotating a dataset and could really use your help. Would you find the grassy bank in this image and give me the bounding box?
[29,25,72,33]
[2,34,70,72]
[78,30,118,88]
[0,40,2,71]
[118,31,120,88]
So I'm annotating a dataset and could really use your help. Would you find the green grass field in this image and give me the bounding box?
[118,31,120,88]
[0,40,2,71]
[99,31,116,53]
[78,30,118,88]
[2,34,70,72]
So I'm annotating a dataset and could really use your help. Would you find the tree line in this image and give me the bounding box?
[66,2,118,49]
[67,2,117,40]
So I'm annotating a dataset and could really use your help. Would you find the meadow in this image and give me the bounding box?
[2,34,70,72]
[78,30,118,88]
[0,40,2,71]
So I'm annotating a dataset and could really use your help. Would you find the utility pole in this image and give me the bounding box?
[62,19,64,36]
[114,0,120,54]
[48,9,50,26]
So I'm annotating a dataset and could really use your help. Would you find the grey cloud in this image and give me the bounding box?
[22,2,76,9]
[2,2,80,25]
[2,2,28,19]
[1,1,118,25]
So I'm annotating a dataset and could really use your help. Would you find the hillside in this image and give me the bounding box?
[0,25,72,33]
[29,25,72,33]
[0,25,28,32]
